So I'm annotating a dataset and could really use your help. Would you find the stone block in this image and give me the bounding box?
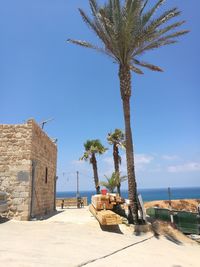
[17,171,29,182]
[19,192,29,198]
[10,205,17,212]
[21,214,29,221]
[12,198,24,205]
[12,192,21,198]
[15,186,27,192]
[18,205,29,212]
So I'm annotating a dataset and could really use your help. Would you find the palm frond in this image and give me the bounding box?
[146,7,181,31]
[98,9,121,61]
[89,0,99,15]
[120,175,128,182]
[158,30,189,41]
[118,154,122,165]
[78,8,99,36]
[67,39,104,53]
[142,0,166,26]
[141,29,189,54]
[133,59,163,72]
[152,20,186,38]
[140,0,148,14]
[85,4,123,62]
[100,172,127,192]
[80,152,89,161]
[78,8,115,57]
[100,173,117,192]
[134,39,177,56]
[122,0,142,61]
[130,65,144,74]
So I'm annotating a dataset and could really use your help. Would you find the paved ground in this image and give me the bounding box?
[0,207,199,267]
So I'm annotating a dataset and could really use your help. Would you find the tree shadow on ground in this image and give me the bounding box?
[31,210,64,221]
[151,221,182,245]
[100,224,123,234]
[134,224,151,236]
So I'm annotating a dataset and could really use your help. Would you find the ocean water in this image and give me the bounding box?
[57,187,200,204]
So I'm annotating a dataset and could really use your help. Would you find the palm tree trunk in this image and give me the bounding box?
[91,153,100,194]
[113,144,121,195]
[119,64,139,224]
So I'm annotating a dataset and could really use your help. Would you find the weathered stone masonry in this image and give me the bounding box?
[0,119,57,220]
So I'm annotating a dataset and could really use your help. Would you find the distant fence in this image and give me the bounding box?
[146,207,200,235]
[56,197,88,208]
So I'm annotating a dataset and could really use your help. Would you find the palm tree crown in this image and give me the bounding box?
[81,139,107,162]
[107,128,125,149]
[68,0,188,74]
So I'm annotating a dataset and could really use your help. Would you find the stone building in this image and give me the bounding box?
[0,119,57,220]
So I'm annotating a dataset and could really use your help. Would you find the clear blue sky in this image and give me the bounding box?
[1,0,199,191]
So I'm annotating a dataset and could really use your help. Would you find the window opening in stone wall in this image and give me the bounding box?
[45,167,48,184]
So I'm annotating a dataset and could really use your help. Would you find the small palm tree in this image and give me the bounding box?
[100,173,117,193]
[100,172,127,193]
[69,0,188,223]
[80,139,107,194]
[107,129,125,195]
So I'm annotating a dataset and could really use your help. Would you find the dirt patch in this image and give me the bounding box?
[145,199,200,212]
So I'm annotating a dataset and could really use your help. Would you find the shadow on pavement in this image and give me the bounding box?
[151,221,183,245]
[30,210,64,221]
[0,216,10,224]
[100,224,123,234]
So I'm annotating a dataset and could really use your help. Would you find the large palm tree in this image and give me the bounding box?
[80,139,107,194]
[69,0,188,223]
[107,129,125,195]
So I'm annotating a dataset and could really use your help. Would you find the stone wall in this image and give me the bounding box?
[30,120,57,217]
[0,119,57,220]
[0,122,32,220]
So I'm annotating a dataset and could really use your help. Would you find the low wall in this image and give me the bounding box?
[56,197,88,208]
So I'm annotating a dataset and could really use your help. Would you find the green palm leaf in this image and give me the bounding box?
[133,59,163,72]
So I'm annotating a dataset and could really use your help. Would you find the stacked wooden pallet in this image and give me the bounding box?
[89,204,122,225]
[91,195,113,210]
[90,194,124,225]
[91,194,125,211]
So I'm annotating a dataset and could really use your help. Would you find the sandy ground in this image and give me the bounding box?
[0,207,199,267]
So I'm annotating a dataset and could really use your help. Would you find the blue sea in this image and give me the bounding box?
[57,187,200,204]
